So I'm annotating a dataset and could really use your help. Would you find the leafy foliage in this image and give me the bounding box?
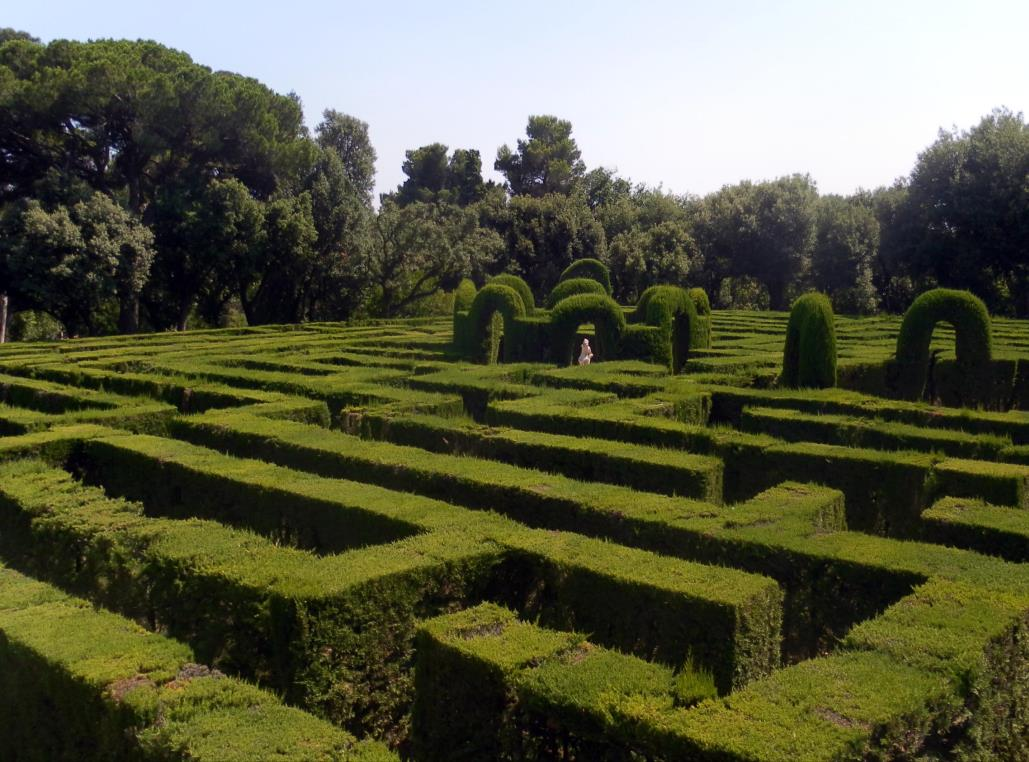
[781,292,837,389]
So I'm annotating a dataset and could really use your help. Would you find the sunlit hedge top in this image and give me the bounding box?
[559,258,612,295]
[781,292,837,389]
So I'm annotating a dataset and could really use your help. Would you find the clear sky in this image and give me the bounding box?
[7,0,1028,200]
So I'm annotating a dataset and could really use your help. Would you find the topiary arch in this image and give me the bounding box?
[629,285,701,373]
[546,278,608,309]
[487,274,535,315]
[467,284,527,364]
[781,292,837,389]
[688,287,712,349]
[559,259,612,295]
[894,288,992,401]
[550,293,626,365]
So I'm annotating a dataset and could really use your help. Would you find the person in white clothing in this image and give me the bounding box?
[578,338,593,366]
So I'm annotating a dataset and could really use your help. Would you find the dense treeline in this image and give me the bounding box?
[1,32,1026,340]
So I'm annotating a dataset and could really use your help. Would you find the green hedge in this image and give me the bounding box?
[545,277,608,308]
[549,293,626,365]
[739,405,1010,459]
[559,258,612,295]
[895,288,992,401]
[632,285,701,371]
[0,456,499,743]
[0,562,396,762]
[357,411,724,502]
[453,278,477,313]
[921,497,1029,563]
[487,273,536,315]
[466,283,528,363]
[689,287,713,349]
[781,292,837,389]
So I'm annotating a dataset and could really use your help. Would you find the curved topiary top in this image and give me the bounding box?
[487,274,535,315]
[453,278,477,314]
[895,288,992,400]
[559,258,612,295]
[549,292,626,364]
[781,292,837,389]
[633,285,702,372]
[638,285,695,328]
[545,278,608,309]
[688,287,711,318]
[466,283,528,364]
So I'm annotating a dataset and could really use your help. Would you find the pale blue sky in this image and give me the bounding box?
[8,1,1028,199]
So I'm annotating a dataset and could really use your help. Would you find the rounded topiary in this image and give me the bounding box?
[487,274,535,315]
[688,287,712,350]
[559,258,612,295]
[467,283,527,363]
[688,287,711,318]
[895,288,991,400]
[635,286,700,372]
[545,277,608,309]
[453,278,477,314]
[549,293,626,365]
[781,292,837,389]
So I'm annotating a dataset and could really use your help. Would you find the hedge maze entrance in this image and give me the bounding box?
[0,304,1028,760]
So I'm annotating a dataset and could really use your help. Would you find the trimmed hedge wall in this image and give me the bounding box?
[689,287,713,348]
[630,285,701,372]
[781,292,837,389]
[0,561,397,762]
[545,277,608,308]
[559,258,612,295]
[487,274,536,315]
[549,293,626,365]
[895,288,993,401]
[465,283,527,363]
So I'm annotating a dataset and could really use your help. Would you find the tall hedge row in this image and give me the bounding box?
[559,258,613,295]
[549,293,626,365]
[894,288,992,401]
[487,274,535,315]
[781,292,837,389]
[545,277,608,308]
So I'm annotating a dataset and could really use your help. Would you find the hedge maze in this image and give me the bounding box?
[1,294,1028,760]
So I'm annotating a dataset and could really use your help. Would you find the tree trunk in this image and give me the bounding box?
[0,293,7,343]
[177,299,191,332]
[118,294,140,335]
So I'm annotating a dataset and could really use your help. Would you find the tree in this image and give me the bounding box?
[72,193,155,332]
[495,193,606,296]
[598,185,698,302]
[393,144,486,206]
[495,115,586,197]
[903,109,1029,315]
[241,193,319,325]
[303,147,373,321]
[693,175,818,310]
[365,201,502,317]
[811,195,880,315]
[6,197,134,336]
[315,110,377,204]
[0,29,40,45]
[1,38,316,330]
[149,179,265,330]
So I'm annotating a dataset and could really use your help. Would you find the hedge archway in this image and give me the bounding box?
[634,286,699,373]
[550,293,626,365]
[467,284,527,364]
[895,288,992,400]
[781,292,837,389]
[559,258,612,295]
[546,277,607,309]
[688,287,712,350]
[487,274,535,315]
